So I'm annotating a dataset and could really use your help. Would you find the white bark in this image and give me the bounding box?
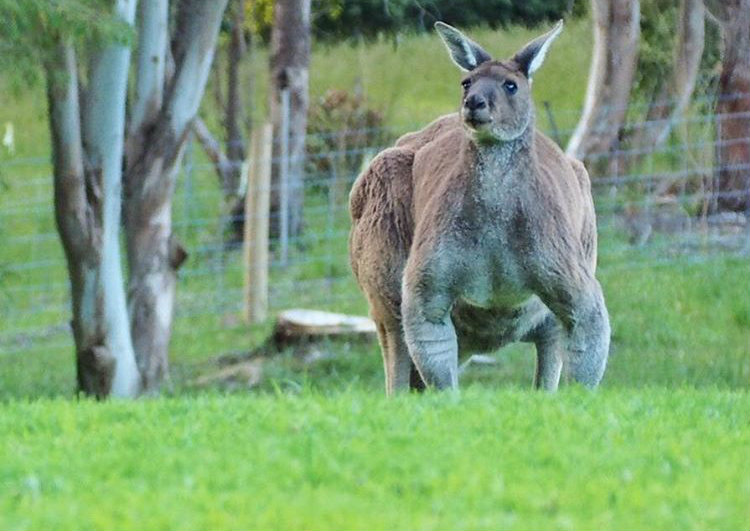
[131,0,168,131]
[167,1,227,140]
[46,1,140,398]
[125,0,228,392]
[82,0,139,397]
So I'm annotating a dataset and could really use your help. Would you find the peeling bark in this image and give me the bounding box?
[705,0,750,212]
[566,0,640,170]
[124,0,228,393]
[45,0,227,396]
[46,43,108,398]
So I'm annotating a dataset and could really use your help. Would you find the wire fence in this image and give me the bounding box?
[1,101,748,361]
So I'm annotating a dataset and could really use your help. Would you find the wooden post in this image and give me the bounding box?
[278,88,290,266]
[243,123,273,323]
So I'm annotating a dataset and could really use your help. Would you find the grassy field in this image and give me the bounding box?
[1,16,749,531]
[1,388,748,530]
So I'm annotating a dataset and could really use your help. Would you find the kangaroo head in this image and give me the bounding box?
[435,21,563,142]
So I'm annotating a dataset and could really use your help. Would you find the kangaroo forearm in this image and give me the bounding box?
[567,286,610,387]
[402,314,459,389]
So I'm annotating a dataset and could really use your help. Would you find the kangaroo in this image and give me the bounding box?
[349,21,610,394]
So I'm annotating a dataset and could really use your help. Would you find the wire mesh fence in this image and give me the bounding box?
[1,101,748,361]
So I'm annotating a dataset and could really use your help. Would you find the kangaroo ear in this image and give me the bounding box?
[512,20,563,78]
[435,22,492,72]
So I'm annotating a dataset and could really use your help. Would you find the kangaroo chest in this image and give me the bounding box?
[455,149,535,307]
[450,177,547,349]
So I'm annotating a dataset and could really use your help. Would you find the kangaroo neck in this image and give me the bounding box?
[468,125,534,196]
[472,125,533,167]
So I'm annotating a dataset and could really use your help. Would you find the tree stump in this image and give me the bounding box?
[272,309,376,347]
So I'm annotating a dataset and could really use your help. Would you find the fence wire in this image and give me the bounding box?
[1,103,748,360]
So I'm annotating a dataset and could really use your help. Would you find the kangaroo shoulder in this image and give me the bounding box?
[564,154,598,268]
[396,113,461,151]
[349,147,415,222]
[567,155,591,193]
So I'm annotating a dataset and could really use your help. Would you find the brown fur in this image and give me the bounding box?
[349,23,610,393]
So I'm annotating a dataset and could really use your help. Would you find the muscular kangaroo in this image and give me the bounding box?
[349,21,610,394]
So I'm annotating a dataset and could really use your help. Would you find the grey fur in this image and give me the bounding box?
[349,23,610,394]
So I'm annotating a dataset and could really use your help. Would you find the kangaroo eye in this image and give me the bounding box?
[503,80,517,95]
[461,79,472,90]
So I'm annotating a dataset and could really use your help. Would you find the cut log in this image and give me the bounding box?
[273,309,376,346]
[193,359,264,388]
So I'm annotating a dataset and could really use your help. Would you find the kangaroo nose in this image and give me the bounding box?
[465,94,487,111]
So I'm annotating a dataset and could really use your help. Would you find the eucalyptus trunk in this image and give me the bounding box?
[45,0,140,399]
[705,0,750,212]
[629,0,704,152]
[566,0,640,172]
[269,0,311,238]
[124,0,228,392]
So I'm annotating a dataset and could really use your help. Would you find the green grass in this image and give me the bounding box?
[1,388,748,530]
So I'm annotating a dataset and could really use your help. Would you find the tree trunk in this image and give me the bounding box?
[670,0,705,134]
[566,0,640,171]
[131,0,168,130]
[124,0,228,393]
[225,0,247,200]
[193,0,248,203]
[705,0,750,212]
[45,1,140,399]
[269,0,311,238]
[625,0,704,173]
[635,0,704,145]
[46,44,112,399]
[82,0,140,398]
[191,0,251,248]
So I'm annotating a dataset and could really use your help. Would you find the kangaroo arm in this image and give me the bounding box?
[401,248,460,390]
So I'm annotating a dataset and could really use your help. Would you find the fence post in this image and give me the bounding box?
[279,88,291,266]
[243,122,273,324]
[182,132,194,243]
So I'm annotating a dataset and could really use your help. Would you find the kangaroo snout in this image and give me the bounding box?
[465,94,487,111]
[463,94,491,127]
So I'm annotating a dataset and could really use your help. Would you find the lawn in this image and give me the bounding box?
[1,388,748,530]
